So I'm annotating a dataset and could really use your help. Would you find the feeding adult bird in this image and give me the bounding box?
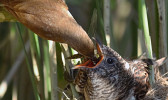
[74,41,167,100]
[0,0,94,57]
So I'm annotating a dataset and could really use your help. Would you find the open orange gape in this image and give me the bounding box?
[72,43,104,69]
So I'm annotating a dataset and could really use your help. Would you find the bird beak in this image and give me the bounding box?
[72,39,104,69]
[92,38,103,56]
[96,42,103,56]
[72,60,94,69]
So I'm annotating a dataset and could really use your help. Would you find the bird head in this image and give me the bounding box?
[72,40,128,71]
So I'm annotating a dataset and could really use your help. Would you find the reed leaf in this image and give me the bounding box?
[16,23,40,100]
[138,0,155,85]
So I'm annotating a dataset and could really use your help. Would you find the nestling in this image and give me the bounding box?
[74,41,166,100]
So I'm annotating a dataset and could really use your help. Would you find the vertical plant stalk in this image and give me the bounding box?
[137,29,146,56]
[29,31,45,100]
[145,0,159,59]
[156,0,168,73]
[139,0,155,85]
[166,0,168,57]
[104,0,112,47]
[43,40,51,100]
[96,0,107,45]
[48,41,58,100]
[55,43,66,100]
[88,9,97,39]
[61,44,79,99]
[16,23,40,100]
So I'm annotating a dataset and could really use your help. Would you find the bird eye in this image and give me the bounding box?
[107,58,115,64]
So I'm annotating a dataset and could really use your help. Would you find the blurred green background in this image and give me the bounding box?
[0,0,168,100]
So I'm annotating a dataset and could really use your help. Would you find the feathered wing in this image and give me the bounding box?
[130,60,150,99]
[131,57,167,99]
[0,0,94,57]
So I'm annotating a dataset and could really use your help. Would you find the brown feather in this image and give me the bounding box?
[0,0,94,57]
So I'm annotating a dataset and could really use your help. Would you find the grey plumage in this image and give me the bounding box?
[74,43,166,100]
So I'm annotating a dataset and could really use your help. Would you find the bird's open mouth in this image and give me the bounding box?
[72,43,104,69]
